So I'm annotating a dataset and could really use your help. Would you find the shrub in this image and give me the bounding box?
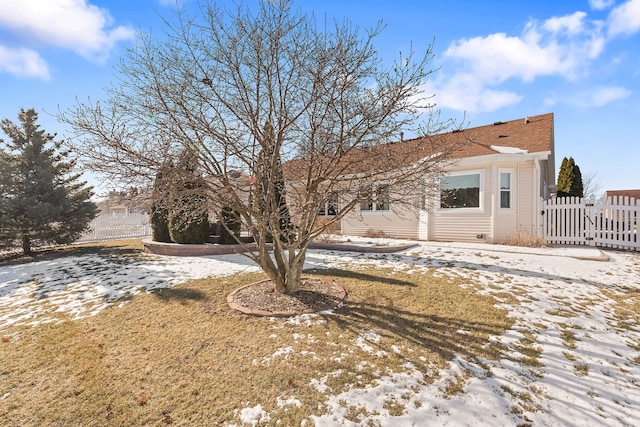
[150,161,173,243]
[168,210,209,244]
[219,206,241,244]
[167,148,209,244]
[363,228,386,238]
[150,203,172,242]
[498,232,546,248]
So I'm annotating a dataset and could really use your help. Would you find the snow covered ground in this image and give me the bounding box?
[1,238,639,426]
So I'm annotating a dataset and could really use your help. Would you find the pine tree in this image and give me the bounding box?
[557,156,585,198]
[0,108,97,255]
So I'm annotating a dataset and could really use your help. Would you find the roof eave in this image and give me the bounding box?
[454,151,552,167]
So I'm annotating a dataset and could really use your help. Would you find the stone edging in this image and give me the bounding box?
[143,238,418,256]
[308,242,420,253]
[142,238,268,256]
[226,278,347,317]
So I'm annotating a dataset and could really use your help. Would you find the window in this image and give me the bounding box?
[376,184,390,211]
[499,171,513,209]
[360,184,390,212]
[440,173,481,209]
[319,191,339,216]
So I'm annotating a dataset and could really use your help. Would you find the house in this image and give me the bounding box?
[330,113,556,243]
[605,189,640,204]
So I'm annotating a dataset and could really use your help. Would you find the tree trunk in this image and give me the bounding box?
[256,236,306,294]
[22,233,32,256]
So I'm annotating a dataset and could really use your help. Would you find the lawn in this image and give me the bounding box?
[1,239,639,426]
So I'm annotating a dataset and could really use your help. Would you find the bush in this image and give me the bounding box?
[168,210,209,244]
[498,232,546,248]
[150,161,173,243]
[166,148,210,244]
[151,203,172,242]
[219,206,241,244]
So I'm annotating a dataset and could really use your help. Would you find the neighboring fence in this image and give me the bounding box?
[543,196,639,251]
[78,213,151,242]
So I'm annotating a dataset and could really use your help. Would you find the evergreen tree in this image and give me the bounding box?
[0,108,97,255]
[219,205,241,244]
[168,148,209,244]
[557,156,584,198]
[253,122,295,244]
[150,160,173,242]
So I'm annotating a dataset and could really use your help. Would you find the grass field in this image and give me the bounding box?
[0,240,512,426]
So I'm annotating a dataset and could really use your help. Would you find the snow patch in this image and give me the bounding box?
[239,404,270,426]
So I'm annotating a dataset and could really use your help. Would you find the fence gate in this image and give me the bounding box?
[543,196,639,251]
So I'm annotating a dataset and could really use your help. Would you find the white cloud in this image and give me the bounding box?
[420,77,523,113]
[543,11,588,35]
[429,11,607,113]
[0,0,134,62]
[589,85,632,105]
[0,45,50,79]
[444,14,604,84]
[589,0,615,10]
[608,0,640,37]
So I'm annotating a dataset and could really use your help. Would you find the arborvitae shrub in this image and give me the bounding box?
[166,148,210,244]
[151,203,172,242]
[168,208,209,244]
[150,161,174,242]
[219,206,241,244]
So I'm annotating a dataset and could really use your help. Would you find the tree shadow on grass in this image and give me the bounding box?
[0,244,142,267]
[327,300,510,362]
[151,287,208,302]
[304,267,417,287]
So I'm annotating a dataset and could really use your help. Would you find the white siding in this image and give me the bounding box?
[342,204,419,239]
[517,163,536,235]
[429,166,492,242]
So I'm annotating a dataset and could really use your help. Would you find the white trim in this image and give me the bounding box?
[498,168,515,211]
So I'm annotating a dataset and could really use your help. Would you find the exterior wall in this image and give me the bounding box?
[516,163,536,236]
[492,161,537,242]
[428,165,492,243]
[292,155,550,243]
[425,158,541,243]
[342,203,419,239]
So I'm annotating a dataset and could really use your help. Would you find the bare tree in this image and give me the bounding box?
[582,170,602,200]
[59,0,464,293]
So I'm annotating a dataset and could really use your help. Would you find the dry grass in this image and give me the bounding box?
[603,288,640,330]
[497,232,547,248]
[0,241,513,426]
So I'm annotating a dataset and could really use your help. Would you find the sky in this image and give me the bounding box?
[0,0,639,196]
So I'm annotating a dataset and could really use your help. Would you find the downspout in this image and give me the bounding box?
[516,161,520,235]
[534,157,542,237]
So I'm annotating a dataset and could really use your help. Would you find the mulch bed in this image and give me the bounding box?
[227,277,347,317]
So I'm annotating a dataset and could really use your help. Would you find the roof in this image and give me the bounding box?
[425,112,554,160]
[283,112,554,180]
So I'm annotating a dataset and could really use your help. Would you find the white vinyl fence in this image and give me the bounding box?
[543,196,639,251]
[78,213,151,242]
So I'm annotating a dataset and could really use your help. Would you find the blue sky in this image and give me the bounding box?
[1,0,639,196]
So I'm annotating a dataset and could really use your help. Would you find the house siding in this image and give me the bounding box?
[429,166,492,243]
[342,205,419,239]
[517,163,536,236]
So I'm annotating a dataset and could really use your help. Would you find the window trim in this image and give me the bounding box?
[498,168,515,211]
[438,169,484,212]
